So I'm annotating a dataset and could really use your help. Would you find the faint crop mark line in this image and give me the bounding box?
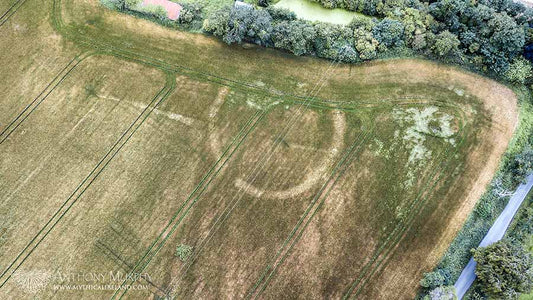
[247,102,467,299]
[51,0,350,116]
[0,0,27,27]
[346,106,468,299]
[348,136,469,298]
[342,106,468,299]
[0,53,93,145]
[1,101,99,206]
[247,123,374,299]
[109,109,267,298]
[161,59,342,297]
[0,74,176,288]
[47,2,470,298]
[113,57,339,299]
[111,41,338,299]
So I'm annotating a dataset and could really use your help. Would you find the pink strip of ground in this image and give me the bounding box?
[142,0,182,20]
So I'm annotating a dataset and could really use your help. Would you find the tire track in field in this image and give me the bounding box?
[46,2,476,298]
[52,3,338,297]
[150,59,341,299]
[342,106,469,299]
[243,101,465,299]
[0,0,27,27]
[0,52,93,144]
[109,109,267,298]
[245,123,374,299]
[112,44,340,298]
[246,102,466,299]
[0,73,176,288]
[51,0,352,115]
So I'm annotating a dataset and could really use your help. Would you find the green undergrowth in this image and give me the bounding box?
[420,87,533,299]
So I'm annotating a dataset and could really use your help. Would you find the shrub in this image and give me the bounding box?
[421,269,452,290]
[175,244,193,262]
[505,58,533,84]
[178,2,203,25]
[423,286,457,300]
[430,30,460,57]
[473,239,533,299]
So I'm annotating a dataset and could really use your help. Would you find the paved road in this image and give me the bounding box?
[454,174,533,299]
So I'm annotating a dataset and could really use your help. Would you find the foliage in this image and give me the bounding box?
[473,240,533,299]
[423,286,458,300]
[512,148,533,180]
[421,268,453,290]
[103,0,533,76]
[421,89,533,299]
[258,0,270,7]
[430,30,460,57]
[265,6,296,21]
[179,2,204,25]
[203,6,273,46]
[175,244,193,262]
[372,18,404,48]
[505,58,533,84]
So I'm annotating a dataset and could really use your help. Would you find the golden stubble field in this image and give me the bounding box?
[0,0,518,299]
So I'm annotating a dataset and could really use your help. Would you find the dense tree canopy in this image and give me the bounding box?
[473,240,533,299]
[103,0,533,78]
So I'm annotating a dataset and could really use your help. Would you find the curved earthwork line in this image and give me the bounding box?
[233,110,346,200]
[207,106,346,200]
[250,102,467,299]
[50,2,334,294]
[160,60,343,296]
[0,0,28,27]
[245,121,374,299]
[48,2,475,297]
[342,106,469,299]
[0,52,94,144]
[0,73,176,288]
[114,58,341,299]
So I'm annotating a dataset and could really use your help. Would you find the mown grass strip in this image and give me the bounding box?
[0,73,176,288]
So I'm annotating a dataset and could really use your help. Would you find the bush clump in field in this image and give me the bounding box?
[178,3,204,25]
[175,244,193,262]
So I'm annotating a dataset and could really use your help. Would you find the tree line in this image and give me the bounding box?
[202,0,533,83]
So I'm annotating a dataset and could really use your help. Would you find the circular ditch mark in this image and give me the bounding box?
[207,106,346,200]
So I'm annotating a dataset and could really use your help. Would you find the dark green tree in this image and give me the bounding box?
[473,240,533,299]
[430,30,460,57]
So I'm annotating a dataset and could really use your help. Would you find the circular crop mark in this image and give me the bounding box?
[234,110,346,200]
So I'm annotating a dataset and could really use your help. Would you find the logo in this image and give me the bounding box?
[12,270,52,294]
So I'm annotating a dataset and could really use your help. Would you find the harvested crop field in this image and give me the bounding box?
[0,0,518,299]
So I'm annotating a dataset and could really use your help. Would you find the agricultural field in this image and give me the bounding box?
[0,0,519,299]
